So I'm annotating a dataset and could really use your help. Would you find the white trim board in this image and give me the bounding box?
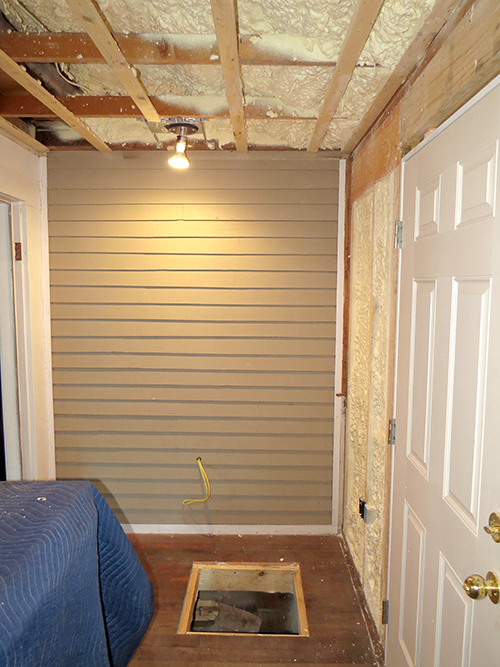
[0,202,22,479]
[123,524,339,535]
[38,157,56,479]
[332,158,346,532]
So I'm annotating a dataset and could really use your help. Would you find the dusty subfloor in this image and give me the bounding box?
[128,534,382,666]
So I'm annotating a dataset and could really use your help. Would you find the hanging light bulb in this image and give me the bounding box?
[168,135,190,169]
[165,120,199,170]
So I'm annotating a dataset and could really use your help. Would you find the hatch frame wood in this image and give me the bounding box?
[178,561,309,637]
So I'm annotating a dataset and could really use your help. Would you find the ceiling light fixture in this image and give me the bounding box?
[166,121,199,170]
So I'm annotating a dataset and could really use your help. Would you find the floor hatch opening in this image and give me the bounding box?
[178,562,309,636]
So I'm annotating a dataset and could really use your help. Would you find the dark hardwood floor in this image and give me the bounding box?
[128,534,382,667]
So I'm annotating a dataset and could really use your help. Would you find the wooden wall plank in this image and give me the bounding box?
[48,168,336,190]
[49,236,334,254]
[57,462,333,482]
[49,203,335,222]
[49,221,338,237]
[52,353,334,373]
[50,286,336,307]
[49,270,336,289]
[47,151,340,170]
[48,188,338,206]
[55,436,334,455]
[48,151,339,525]
[51,368,334,388]
[50,321,334,338]
[52,385,334,403]
[49,254,336,272]
[53,400,334,420]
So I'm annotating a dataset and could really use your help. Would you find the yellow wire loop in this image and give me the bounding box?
[182,457,211,505]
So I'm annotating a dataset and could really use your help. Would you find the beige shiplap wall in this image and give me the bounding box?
[47,151,339,526]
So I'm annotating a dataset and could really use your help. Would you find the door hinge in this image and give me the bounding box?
[382,600,389,625]
[14,242,22,261]
[388,418,397,446]
[395,219,403,249]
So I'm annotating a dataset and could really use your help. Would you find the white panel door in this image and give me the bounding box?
[387,81,500,666]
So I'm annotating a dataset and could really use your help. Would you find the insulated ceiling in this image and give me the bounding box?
[0,0,454,152]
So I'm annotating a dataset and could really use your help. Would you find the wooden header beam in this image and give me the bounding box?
[64,0,161,122]
[0,48,110,151]
[307,0,386,153]
[210,0,247,152]
[0,32,338,67]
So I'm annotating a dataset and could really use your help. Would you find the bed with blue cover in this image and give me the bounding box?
[0,481,154,666]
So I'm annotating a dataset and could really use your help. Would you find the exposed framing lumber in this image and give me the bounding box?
[307,0,386,153]
[64,0,160,122]
[210,0,247,152]
[0,117,48,154]
[0,95,316,120]
[342,0,464,154]
[0,32,339,67]
[0,48,110,152]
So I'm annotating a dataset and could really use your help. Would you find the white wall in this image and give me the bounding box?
[0,134,54,479]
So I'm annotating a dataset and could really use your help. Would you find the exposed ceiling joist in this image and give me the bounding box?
[210,0,247,152]
[342,0,469,153]
[64,0,161,122]
[0,95,316,120]
[0,47,110,152]
[307,0,386,153]
[0,116,48,154]
[0,32,338,68]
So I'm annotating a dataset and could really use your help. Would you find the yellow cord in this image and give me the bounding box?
[182,457,211,505]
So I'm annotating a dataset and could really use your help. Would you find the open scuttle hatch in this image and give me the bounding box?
[178,562,309,637]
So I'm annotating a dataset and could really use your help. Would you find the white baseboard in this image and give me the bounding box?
[123,524,339,536]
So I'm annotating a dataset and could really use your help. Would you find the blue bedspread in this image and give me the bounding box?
[0,481,154,666]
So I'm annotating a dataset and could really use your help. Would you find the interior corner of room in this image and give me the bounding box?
[0,0,500,664]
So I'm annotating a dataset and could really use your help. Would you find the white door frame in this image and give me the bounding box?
[0,196,40,479]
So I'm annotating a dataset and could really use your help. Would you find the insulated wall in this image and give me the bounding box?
[48,151,339,526]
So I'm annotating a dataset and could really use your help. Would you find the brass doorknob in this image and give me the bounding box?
[484,513,500,543]
[463,572,499,604]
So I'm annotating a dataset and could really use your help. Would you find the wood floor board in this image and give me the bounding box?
[128,535,380,666]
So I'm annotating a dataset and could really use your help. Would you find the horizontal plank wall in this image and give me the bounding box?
[48,151,339,526]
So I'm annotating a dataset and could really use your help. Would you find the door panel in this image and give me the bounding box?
[444,278,490,529]
[388,81,500,665]
[399,502,426,667]
[434,553,473,667]
[407,279,436,477]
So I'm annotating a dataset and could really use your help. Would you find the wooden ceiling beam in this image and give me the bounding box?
[0,94,316,120]
[210,0,247,152]
[0,32,339,67]
[64,0,160,122]
[0,47,110,151]
[307,0,386,153]
[0,116,49,154]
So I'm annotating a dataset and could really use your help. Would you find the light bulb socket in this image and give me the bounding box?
[175,136,187,153]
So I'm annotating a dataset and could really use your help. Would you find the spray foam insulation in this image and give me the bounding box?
[1,0,437,150]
